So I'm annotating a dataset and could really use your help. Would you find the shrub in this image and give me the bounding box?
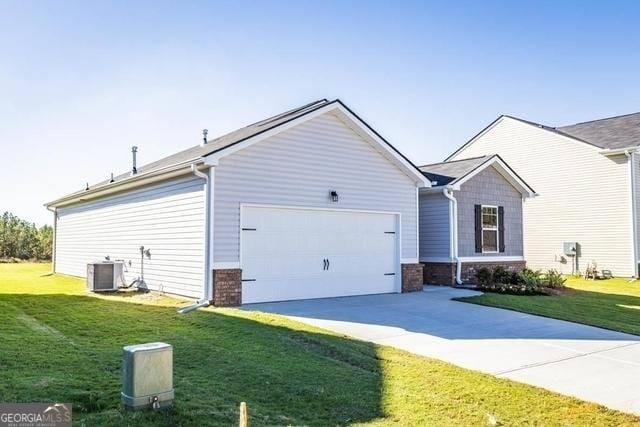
[543,269,566,288]
[475,266,546,295]
[519,268,543,287]
[476,267,493,286]
[492,266,512,285]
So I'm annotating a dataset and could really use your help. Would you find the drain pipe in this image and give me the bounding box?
[178,164,211,314]
[442,187,463,285]
[625,149,639,279]
[45,206,57,275]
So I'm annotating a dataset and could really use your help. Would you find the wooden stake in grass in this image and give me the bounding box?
[239,401,248,427]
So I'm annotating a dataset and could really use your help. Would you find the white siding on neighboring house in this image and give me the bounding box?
[213,112,418,264]
[55,176,205,297]
[450,118,633,276]
[418,192,451,260]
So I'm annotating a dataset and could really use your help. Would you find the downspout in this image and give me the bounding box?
[442,187,463,285]
[45,206,57,275]
[625,149,638,278]
[178,164,212,313]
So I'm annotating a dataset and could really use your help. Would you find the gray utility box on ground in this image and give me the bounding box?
[121,342,174,410]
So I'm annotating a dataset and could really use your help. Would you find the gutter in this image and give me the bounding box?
[442,187,463,285]
[600,147,639,157]
[45,157,204,208]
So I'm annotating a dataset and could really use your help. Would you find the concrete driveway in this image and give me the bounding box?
[244,286,640,415]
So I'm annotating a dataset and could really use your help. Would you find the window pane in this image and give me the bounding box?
[482,207,496,215]
[482,213,497,227]
[483,230,498,252]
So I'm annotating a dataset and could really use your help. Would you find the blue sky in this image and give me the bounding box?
[2,0,640,225]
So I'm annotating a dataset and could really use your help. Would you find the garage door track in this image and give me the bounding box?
[244,286,640,415]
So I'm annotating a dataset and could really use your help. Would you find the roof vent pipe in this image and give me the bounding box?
[131,146,138,176]
[201,129,208,146]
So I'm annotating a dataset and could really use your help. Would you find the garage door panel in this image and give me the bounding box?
[241,206,398,304]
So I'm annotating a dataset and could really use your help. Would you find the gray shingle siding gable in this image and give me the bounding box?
[456,166,523,257]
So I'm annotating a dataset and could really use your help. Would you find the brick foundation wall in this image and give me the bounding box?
[211,269,242,307]
[401,263,424,292]
[422,260,526,286]
[461,261,526,284]
[422,262,456,286]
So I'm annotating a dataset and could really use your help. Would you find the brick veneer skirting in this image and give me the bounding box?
[422,260,526,286]
[401,263,424,292]
[461,261,526,284]
[422,262,456,286]
[211,268,242,307]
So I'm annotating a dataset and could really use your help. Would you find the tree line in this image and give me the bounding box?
[0,212,53,260]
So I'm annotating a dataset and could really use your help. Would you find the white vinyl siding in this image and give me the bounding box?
[55,176,205,297]
[213,112,418,264]
[450,118,633,276]
[418,192,451,260]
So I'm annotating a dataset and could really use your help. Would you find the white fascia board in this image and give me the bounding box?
[451,156,536,198]
[204,102,430,188]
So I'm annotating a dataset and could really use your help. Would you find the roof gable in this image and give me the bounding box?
[420,154,535,197]
[204,100,429,187]
[447,112,640,162]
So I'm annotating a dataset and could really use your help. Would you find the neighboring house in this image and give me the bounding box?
[447,112,640,277]
[45,99,429,305]
[418,155,535,285]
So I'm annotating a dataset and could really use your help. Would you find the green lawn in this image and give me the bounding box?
[458,276,640,336]
[1,264,638,426]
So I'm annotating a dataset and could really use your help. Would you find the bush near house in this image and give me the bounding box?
[475,267,566,295]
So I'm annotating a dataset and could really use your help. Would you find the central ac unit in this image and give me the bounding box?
[87,261,123,292]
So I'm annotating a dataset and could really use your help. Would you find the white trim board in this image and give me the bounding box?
[458,256,524,262]
[419,256,524,263]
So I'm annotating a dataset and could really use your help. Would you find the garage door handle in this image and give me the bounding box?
[323,259,328,270]
[327,259,330,270]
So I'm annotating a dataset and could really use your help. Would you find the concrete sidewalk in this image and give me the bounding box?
[244,286,640,415]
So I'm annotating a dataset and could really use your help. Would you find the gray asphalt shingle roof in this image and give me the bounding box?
[556,112,640,150]
[419,155,492,186]
[65,99,331,197]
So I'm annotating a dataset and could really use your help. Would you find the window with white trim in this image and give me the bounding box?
[481,206,499,253]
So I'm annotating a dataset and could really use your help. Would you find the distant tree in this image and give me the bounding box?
[0,212,52,260]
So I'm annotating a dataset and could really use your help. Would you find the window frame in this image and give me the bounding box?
[481,205,499,254]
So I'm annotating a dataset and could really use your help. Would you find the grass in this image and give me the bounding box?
[1,264,638,426]
[457,276,640,336]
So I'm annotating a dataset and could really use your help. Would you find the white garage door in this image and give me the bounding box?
[241,206,398,304]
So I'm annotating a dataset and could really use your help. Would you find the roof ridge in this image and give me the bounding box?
[253,99,329,128]
[558,111,640,129]
[418,155,488,169]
